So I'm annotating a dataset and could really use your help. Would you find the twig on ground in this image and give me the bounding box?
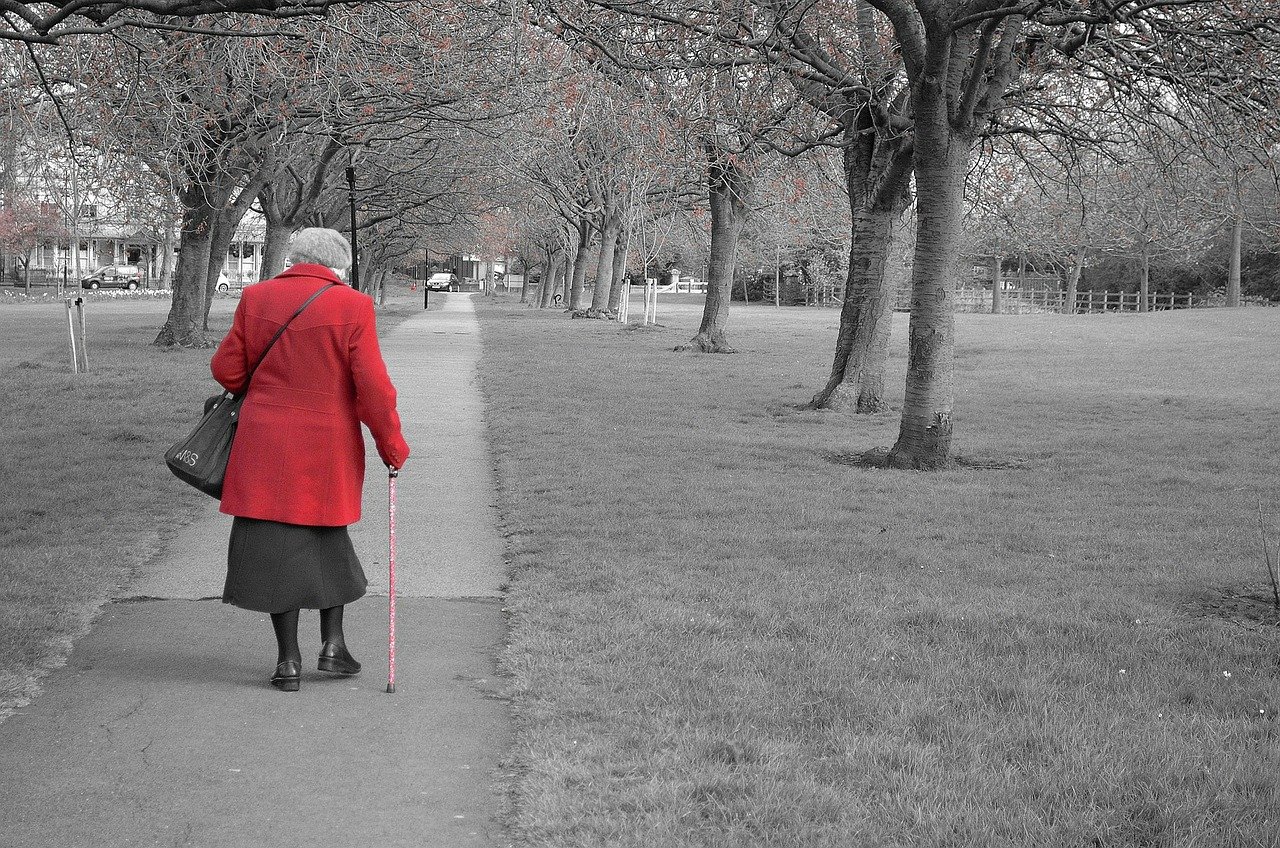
[1257,501,1280,610]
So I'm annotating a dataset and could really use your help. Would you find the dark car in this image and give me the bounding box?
[426,271,459,291]
[81,265,142,290]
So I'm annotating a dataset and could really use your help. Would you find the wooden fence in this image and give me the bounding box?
[2,268,66,287]
[1070,290,1203,313]
[890,286,1273,314]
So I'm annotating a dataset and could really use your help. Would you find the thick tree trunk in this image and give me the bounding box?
[1227,211,1242,307]
[1138,243,1150,313]
[677,151,748,353]
[564,252,578,309]
[203,214,237,329]
[811,127,913,412]
[552,260,568,308]
[1064,250,1083,314]
[606,230,629,313]
[586,216,621,317]
[259,219,291,281]
[886,83,967,470]
[568,219,589,311]
[357,252,374,295]
[539,252,563,309]
[155,188,216,347]
[520,261,536,304]
[203,170,269,327]
[812,204,909,411]
[553,262,567,307]
[990,254,1002,314]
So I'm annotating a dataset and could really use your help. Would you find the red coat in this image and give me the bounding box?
[210,264,409,526]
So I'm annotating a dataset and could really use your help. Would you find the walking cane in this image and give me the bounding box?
[387,467,399,694]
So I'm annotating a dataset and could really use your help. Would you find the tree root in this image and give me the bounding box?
[833,446,953,470]
[883,448,950,471]
[811,382,888,413]
[572,308,614,320]
[153,326,211,348]
[674,332,736,353]
[828,447,1029,471]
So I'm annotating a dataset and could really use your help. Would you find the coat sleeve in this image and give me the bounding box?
[210,296,250,394]
[349,297,411,470]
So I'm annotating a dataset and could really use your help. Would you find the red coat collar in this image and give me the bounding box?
[275,264,347,285]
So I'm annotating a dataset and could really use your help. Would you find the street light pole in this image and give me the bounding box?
[346,154,360,292]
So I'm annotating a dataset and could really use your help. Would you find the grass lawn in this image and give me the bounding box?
[0,291,421,720]
[476,295,1280,847]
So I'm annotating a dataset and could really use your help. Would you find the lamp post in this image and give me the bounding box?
[346,154,360,292]
[422,247,430,310]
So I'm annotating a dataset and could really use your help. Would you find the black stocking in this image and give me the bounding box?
[320,605,346,648]
[271,609,301,665]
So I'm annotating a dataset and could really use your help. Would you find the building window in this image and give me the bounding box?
[83,204,98,219]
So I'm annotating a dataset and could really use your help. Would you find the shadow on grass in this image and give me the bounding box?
[828,447,1035,471]
[1186,586,1280,630]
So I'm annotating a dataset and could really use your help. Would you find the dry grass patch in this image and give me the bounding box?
[477,296,1279,847]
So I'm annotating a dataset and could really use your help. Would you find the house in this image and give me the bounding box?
[1,135,264,287]
[1,201,266,288]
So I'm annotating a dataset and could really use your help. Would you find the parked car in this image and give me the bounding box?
[214,272,238,293]
[81,265,142,290]
[426,271,459,291]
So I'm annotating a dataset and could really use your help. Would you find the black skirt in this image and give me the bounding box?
[222,517,368,613]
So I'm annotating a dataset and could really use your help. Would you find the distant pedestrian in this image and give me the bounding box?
[210,227,410,692]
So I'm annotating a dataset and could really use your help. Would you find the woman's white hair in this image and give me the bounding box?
[287,228,353,270]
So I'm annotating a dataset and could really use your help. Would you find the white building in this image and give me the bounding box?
[2,133,264,287]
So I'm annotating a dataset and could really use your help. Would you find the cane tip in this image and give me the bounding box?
[386,683,396,694]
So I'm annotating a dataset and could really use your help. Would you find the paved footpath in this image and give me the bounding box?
[0,294,513,848]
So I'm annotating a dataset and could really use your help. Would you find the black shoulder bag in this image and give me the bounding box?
[165,283,336,498]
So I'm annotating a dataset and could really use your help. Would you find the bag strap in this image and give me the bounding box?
[241,283,338,393]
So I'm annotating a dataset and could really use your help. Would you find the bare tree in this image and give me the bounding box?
[843,0,1279,468]
[0,0,364,44]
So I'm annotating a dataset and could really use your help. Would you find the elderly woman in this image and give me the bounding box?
[210,228,409,692]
